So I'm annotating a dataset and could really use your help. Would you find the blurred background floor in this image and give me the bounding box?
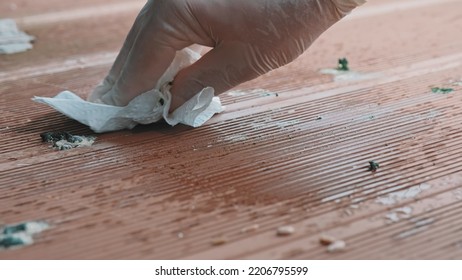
[1,0,462,259]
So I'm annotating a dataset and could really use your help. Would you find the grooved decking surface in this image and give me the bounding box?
[1,0,462,259]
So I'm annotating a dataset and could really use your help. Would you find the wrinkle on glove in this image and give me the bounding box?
[332,0,367,15]
[32,48,224,133]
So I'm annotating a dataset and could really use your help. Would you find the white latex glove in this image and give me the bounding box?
[88,0,366,111]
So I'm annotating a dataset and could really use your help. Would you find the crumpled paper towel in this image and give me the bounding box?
[32,48,224,133]
[0,19,35,54]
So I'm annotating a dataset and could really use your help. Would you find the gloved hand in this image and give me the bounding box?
[88,0,366,112]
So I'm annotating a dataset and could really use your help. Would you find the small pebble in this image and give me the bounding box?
[344,209,353,216]
[327,240,346,253]
[277,226,295,236]
[241,224,260,233]
[211,237,227,246]
[319,234,336,246]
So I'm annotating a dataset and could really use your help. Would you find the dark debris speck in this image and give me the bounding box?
[2,223,27,235]
[40,131,95,150]
[0,236,25,248]
[368,161,380,172]
[431,87,454,94]
[337,58,349,71]
[40,131,74,143]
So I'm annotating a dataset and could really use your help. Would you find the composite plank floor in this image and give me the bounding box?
[1,0,462,259]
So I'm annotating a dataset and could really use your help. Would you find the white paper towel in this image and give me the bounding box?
[0,19,35,54]
[32,48,224,133]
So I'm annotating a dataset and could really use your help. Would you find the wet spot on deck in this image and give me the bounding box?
[320,68,381,82]
[375,184,431,205]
